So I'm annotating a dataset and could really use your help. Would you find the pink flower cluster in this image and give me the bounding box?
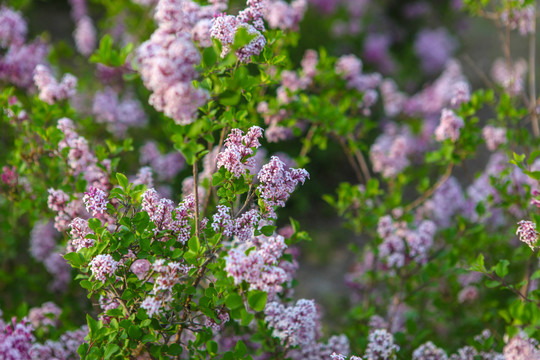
[365,329,399,360]
[264,299,318,347]
[277,49,319,104]
[491,58,527,96]
[29,325,88,359]
[434,108,464,142]
[1,166,17,187]
[377,215,437,270]
[57,118,97,176]
[130,259,151,280]
[370,123,415,178]
[0,6,48,89]
[501,3,535,36]
[89,254,119,283]
[93,87,147,137]
[141,188,195,243]
[69,217,94,251]
[216,126,264,178]
[136,0,213,125]
[141,259,191,317]
[419,176,465,228]
[503,334,540,360]
[516,220,538,250]
[412,341,447,360]
[257,156,309,219]
[83,187,109,216]
[263,0,307,31]
[33,65,77,104]
[68,0,95,56]
[210,0,267,63]
[225,234,289,295]
[482,125,507,151]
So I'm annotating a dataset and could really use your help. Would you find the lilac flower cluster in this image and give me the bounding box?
[503,334,540,360]
[482,125,507,151]
[29,325,88,359]
[264,299,318,347]
[225,234,289,295]
[277,49,319,104]
[33,65,77,104]
[377,215,437,270]
[336,54,382,96]
[68,217,94,251]
[0,317,34,360]
[141,259,191,317]
[263,0,307,31]
[419,176,465,228]
[0,6,48,88]
[136,0,220,124]
[216,126,264,177]
[29,221,71,292]
[140,141,185,181]
[434,108,464,142]
[1,166,17,187]
[501,2,535,36]
[141,188,195,243]
[68,0,96,56]
[491,58,527,96]
[93,87,147,137]
[257,156,309,219]
[130,259,151,280]
[363,33,395,74]
[210,0,267,63]
[89,254,119,283]
[414,28,456,74]
[83,187,109,216]
[370,123,414,178]
[28,302,61,329]
[365,329,399,360]
[516,220,538,250]
[412,341,448,360]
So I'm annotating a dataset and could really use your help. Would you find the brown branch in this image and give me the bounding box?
[402,163,454,214]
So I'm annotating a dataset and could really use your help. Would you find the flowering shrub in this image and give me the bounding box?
[2,0,540,359]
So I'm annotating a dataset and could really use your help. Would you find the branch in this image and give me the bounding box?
[402,163,454,214]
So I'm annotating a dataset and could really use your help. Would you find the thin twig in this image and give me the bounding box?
[193,161,200,239]
[335,135,364,183]
[402,163,454,214]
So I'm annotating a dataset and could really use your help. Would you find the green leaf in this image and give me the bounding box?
[116,173,129,190]
[247,290,267,312]
[104,344,120,359]
[168,343,182,356]
[226,293,244,309]
[188,236,200,253]
[494,259,510,278]
[260,225,276,236]
[234,340,247,357]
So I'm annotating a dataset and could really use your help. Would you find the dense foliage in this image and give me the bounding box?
[1,0,540,359]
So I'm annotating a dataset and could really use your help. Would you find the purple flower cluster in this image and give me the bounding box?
[276,49,318,104]
[225,234,288,295]
[93,87,147,137]
[434,109,464,142]
[365,329,399,360]
[0,6,48,89]
[216,126,264,177]
[29,325,88,359]
[336,54,382,95]
[377,215,437,270]
[414,28,456,74]
[264,299,318,347]
[28,302,61,329]
[210,0,267,63]
[83,187,109,216]
[363,33,395,73]
[503,334,540,360]
[0,317,34,360]
[257,156,309,219]
[68,0,96,56]
[419,176,465,228]
[412,341,448,360]
[141,188,195,243]
[140,142,186,181]
[89,254,119,283]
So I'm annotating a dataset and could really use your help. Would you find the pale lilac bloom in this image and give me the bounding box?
[412,341,448,360]
[69,217,94,251]
[491,58,527,96]
[434,108,464,142]
[516,220,538,250]
[482,125,507,151]
[83,187,109,216]
[0,317,34,359]
[503,334,540,360]
[365,329,399,360]
[33,64,77,104]
[501,4,535,36]
[131,259,151,280]
[28,302,61,329]
[0,40,49,88]
[264,299,318,347]
[90,254,119,283]
[263,0,307,30]
[30,221,58,262]
[74,16,96,56]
